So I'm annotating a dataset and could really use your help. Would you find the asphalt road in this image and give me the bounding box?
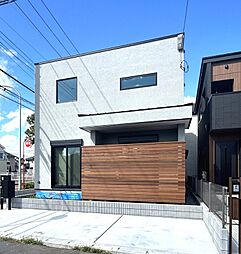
[0,241,90,254]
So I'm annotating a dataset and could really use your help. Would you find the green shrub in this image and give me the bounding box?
[20,237,43,245]
[24,182,34,189]
[73,245,112,253]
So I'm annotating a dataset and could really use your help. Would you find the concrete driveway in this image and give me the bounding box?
[0,209,218,254]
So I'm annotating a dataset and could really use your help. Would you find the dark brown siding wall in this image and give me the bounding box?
[82,142,185,204]
[212,60,241,91]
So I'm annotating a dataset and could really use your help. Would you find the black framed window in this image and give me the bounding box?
[120,73,157,90]
[51,140,82,189]
[118,135,158,144]
[211,79,233,94]
[56,77,77,103]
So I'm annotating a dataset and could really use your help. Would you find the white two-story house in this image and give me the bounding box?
[35,33,193,203]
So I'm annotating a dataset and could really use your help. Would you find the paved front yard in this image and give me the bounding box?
[0,208,218,253]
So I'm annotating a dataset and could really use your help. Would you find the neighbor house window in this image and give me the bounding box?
[56,77,77,103]
[51,140,82,188]
[211,79,233,94]
[0,152,3,160]
[120,73,157,90]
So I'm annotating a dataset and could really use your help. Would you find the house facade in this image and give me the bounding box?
[0,144,8,175]
[194,51,241,186]
[35,33,193,203]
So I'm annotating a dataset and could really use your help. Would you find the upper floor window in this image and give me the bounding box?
[120,73,157,90]
[0,152,4,160]
[56,77,77,103]
[211,79,233,94]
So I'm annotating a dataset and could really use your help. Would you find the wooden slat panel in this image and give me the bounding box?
[82,142,185,204]
[212,61,241,91]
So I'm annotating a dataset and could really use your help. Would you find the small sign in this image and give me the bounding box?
[25,139,32,148]
[233,184,240,194]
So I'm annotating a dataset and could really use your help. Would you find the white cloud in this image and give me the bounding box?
[0,59,14,94]
[0,134,34,157]
[184,96,196,104]
[0,47,17,58]
[0,112,4,121]
[1,108,33,133]
[0,134,18,156]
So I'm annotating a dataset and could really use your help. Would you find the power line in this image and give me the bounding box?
[27,0,71,55]
[0,16,46,60]
[39,0,114,112]
[182,0,189,32]
[0,68,34,93]
[15,1,62,58]
[0,41,34,80]
[0,93,34,111]
[0,37,34,73]
[0,86,34,106]
[40,0,79,54]
[0,30,35,67]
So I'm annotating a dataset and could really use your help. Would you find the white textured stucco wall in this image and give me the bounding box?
[35,34,189,189]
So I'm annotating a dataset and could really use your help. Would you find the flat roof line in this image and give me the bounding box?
[78,103,193,117]
[35,32,183,66]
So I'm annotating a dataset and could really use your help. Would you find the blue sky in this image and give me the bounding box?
[0,0,241,154]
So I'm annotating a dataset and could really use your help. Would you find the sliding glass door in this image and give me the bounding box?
[52,145,81,189]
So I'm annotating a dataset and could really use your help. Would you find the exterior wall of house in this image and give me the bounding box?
[212,60,241,91]
[196,54,241,185]
[0,146,7,175]
[35,34,188,190]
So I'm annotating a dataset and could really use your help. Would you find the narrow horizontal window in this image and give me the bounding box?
[120,73,157,90]
[56,77,77,103]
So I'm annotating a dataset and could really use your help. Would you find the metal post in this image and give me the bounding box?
[0,85,22,190]
[239,177,241,254]
[200,179,203,200]
[19,95,22,190]
[222,186,226,228]
[208,182,212,211]
[0,197,3,210]
[7,198,11,210]
[22,140,25,189]
[229,177,233,254]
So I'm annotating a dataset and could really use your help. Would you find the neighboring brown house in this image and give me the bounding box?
[194,51,241,186]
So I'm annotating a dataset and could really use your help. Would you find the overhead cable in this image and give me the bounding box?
[14,1,62,57]
[0,68,34,93]
[40,0,80,54]
[0,93,34,111]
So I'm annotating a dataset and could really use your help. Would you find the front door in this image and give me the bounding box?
[215,141,237,186]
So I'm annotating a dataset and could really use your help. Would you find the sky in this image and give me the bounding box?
[0,0,241,155]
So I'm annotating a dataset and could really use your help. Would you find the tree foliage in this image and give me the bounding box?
[25,113,35,144]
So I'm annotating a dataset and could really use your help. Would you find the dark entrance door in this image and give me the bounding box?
[215,141,237,186]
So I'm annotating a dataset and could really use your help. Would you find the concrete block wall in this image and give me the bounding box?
[202,203,229,254]
[12,198,202,219]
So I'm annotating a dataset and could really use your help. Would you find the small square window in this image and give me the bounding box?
[56,77,77,103]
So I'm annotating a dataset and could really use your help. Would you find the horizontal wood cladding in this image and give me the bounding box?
[212,61,241,91]
[82,142,185,204]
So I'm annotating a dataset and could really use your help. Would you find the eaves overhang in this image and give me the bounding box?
[78,103,193,132]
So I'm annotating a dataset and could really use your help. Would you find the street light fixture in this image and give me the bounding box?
[0,85,22,190]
